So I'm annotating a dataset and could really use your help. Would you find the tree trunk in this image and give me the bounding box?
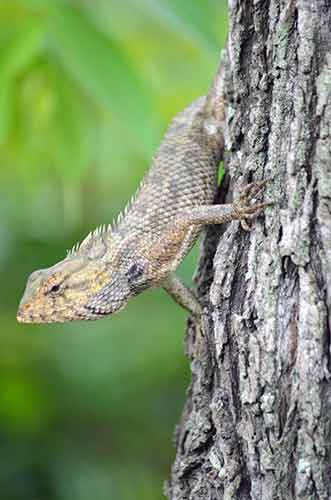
[167,1,331,499]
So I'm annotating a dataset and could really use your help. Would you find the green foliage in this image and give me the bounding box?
[48,3,158,157]
[0,1,228,499]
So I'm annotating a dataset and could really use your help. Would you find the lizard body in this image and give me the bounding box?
[17,60,270,323]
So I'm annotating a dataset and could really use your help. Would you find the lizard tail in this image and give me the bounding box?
[204,49,227,125]
[200,49,227,161]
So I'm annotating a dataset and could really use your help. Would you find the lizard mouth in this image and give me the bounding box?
[16,309,70,324]
[16,310,53,323]
[16,303,85,324]
[16,311,27,323]
[16,302,113,323]
[16,304,39,323]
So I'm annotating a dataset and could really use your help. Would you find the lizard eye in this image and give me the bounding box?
[43,277,63,296]
[49,283,61,293]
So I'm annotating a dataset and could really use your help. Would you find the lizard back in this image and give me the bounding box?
[114,96,221,245]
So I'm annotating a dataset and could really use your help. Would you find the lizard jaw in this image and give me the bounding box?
[16,301,81,324]
[16,301,114,323]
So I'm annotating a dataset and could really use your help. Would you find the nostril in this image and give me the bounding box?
[16,311,24,323]
[16,302,31,322]
[16,303,32,323]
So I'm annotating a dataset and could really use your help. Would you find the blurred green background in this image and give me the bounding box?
[0,1,227,499]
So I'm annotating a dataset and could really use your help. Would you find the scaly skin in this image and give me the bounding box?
[17,59,270,323]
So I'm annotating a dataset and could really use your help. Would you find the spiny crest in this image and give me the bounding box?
[66,223,113,258]
[115,177,144,227]
[66,177,144,258]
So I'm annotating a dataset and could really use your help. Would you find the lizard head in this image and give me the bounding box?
[17,257,110,323]
[17,230,152,324]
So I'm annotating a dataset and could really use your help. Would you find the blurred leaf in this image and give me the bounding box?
[0,75,11,144]
[128,0,221,52]
[0,373,48,433]
[0,18,44,79]
[50,65,92,182]
[0,18,44,143]
[46,3,159,158]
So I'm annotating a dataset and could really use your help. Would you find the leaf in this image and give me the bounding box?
[126,0,222,53]
[49,65,92,182]
[46,3,160,158]
[0,19,44,79]
[0,74,12,144]
[0,19,44,143]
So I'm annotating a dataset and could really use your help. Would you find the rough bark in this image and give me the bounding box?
[167,1,331,499]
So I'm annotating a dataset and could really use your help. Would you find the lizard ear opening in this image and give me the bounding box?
[125,258,150,293]
[126,262,145,284]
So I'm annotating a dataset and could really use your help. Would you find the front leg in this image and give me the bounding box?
[148,180,272,263]
[163,273,202,316]
[159,201,262,315]
[153,181,272,314]
[179,180,272,228]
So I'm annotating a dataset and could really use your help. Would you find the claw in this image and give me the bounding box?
[235,199,274,232]
[235,179,274,232]
[240,219,252,231]
[236,201,273,215]
[239,178,272,204]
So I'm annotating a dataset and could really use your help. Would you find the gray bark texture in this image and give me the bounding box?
[167,1,331,499]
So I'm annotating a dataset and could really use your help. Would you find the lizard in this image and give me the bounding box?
[16,57,271,324]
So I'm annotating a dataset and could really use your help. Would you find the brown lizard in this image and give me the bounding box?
[17,58,271,323]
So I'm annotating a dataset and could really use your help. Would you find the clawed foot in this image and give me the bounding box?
[235,179,273,231]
